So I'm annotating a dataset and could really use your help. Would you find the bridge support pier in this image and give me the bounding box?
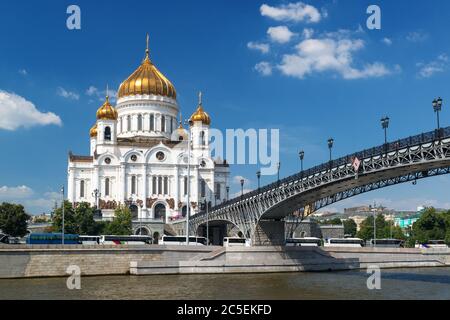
[251,220,285,246]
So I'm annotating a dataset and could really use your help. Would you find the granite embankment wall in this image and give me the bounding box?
[1,245,449,278]
[0,245,217,279]
[131,246,450,275]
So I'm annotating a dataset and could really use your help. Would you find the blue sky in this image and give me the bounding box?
[1,0,450,214]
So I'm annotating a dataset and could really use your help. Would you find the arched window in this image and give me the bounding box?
[215,183,221,200]
[183,176,188,196]
[80,180,85,198]
[137,114,143,131]
[161,115,166,132]
[150,114,155,131]
[164,177,168,195]
[105,178,110,197]
[158,177,163,195]
[131,176,136,195]
[200,179,206,198]
[152,177,157,195]
[119,117,122,133]
[200,131,206,146]
[104,126,111,141]
[170,117,173,133]
[127,115,131,131]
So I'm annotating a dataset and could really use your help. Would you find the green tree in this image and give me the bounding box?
[343,219,357,237]
[52,200,78,234]
[410,208,446,244]
[0,203,30,237]
[356,214,399,240]
[74,202,97,235]
[104,206,132,235]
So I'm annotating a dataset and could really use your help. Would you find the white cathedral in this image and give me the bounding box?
[67,36,230,223]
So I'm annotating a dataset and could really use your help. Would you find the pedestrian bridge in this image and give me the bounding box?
[189,127,450,245]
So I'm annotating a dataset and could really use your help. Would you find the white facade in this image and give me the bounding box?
[67,50,230,222]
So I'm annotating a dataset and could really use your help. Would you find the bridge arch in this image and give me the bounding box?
[189,128,450,245]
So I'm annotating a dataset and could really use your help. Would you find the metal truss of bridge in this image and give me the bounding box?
[190,127,450,245]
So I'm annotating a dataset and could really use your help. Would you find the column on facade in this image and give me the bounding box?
[93,166,99,207]
[119,164,126,205]
[68,168,75,202]
[141,165,147,216]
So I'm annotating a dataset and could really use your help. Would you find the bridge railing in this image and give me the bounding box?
[197,126,450,217]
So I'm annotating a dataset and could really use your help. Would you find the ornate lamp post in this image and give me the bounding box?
[61,186,65,245]
[432,97,443,136]
[256,170,261,190]
[226,186,230,201]
[240,179,244,198]
[299,150,305,172]
[327,138,334,162]
[381,116,389,145]
[184,118,192,245]
[277,162,281,185]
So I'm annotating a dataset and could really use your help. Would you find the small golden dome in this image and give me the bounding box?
[189,92,211,126]
[96,96,118,120]
[89,124,97,138]
[118,34,176,99]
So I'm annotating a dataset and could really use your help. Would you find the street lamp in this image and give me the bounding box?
[432,97,443,134]
[240,179,244,198]
[381,116,389,145]
[256,170,261,189]
[299,150,305,172]
[226,186,230,201]
[184,118,192,245]
[61,186,65,245]
[327,138,334,162]
[277,162,281,185]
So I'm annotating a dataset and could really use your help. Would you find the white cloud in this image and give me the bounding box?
[0,90,62,131]
[416,54,448,78]
[247,42,270,54]
[231,189,254,199]
[57,87,79,100]
[382,37,392,46]
[406,31,428,43]
[278,38,392,80]
[86,85,117,102]
[0,185,34,200]
[260,2,322,23]
[302,28,314,39]
[233,175,251,186]
[267,26,296,44]
[18,69,28,76]
[254,61,273,76]
[0,186,61,214]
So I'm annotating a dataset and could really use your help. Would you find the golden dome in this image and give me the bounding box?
[189,92,211,126]
[118,35,176,99]
[96,95,118,120]
[89,124,97,138]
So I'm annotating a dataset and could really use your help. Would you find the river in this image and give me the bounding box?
[0,267,449,299]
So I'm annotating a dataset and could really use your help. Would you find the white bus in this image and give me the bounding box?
[370,239,405,248]
[324,238,365,247]
[415,240,448,249]
[160,236,207,246]
[223,237,251,247]
[285,237,322,247]
[99,235,152,245]
[79,235,101,245]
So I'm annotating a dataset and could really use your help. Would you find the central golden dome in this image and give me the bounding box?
[118,35,176,99]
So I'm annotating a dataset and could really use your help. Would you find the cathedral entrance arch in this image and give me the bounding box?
[135,227,150,235]
[129,204,138,220]
[154,203,166,221]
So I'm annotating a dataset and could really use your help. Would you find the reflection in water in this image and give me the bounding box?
[0,267,449,300]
